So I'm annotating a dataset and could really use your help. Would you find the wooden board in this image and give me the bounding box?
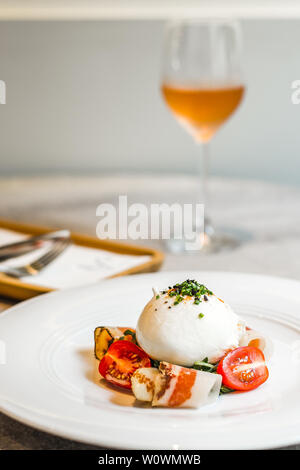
[0,218,164,300]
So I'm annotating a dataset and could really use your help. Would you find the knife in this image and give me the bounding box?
[0,230,70,262]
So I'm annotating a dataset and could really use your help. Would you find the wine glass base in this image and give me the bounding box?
[164,226,252,254]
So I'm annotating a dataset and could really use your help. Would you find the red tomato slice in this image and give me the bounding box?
[217,346,269,391]
[99,340,151,390]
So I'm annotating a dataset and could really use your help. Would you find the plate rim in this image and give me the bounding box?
[1,400,300,450]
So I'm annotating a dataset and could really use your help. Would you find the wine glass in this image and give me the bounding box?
[161,18,245,252]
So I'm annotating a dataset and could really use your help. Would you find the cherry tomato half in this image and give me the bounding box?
[217,346,269,391]
[99,340,151,390]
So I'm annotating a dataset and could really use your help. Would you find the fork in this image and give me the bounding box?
[0,238,70,278]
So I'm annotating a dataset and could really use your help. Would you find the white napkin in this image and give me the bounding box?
[0,229,150,289]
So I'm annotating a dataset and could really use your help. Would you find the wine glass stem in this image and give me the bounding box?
[201,142,211,230]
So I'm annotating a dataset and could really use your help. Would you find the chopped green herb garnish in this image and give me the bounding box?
[120,330,137,344]
[163,279,213,307]
[198,313,204,318]
[174,295,184,305]
[156,294,160,299]
[123,329,134,336]
[220,385,234,394]
[192,358,217,372]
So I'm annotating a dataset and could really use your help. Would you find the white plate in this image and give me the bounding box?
[0,271,300,450]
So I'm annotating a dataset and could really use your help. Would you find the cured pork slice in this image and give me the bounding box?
[132,362,222,408]
[152,362,222,408]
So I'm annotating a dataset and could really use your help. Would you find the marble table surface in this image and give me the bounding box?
[0,174,299,450]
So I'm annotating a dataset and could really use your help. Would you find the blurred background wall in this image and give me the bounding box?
[0,19,299,184]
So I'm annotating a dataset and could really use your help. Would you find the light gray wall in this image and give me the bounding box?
[0,20,299,184]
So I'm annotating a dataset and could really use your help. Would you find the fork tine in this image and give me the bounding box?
[30,240,70,271]
[12,239,70,277]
